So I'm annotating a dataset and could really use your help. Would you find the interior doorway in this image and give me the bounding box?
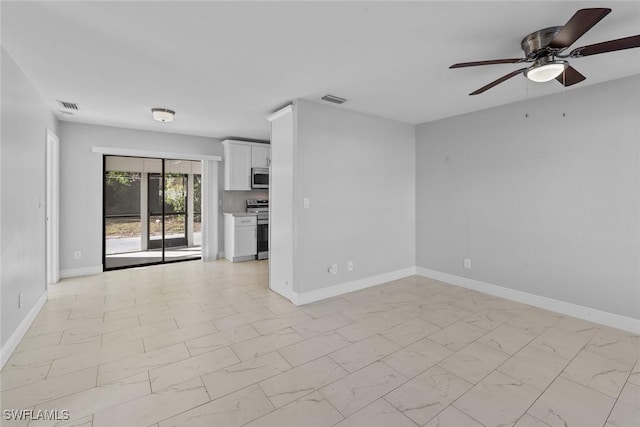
[103,155,202,270]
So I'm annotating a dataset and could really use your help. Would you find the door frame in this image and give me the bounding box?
[93,146,220,264]
[46,128,60,287]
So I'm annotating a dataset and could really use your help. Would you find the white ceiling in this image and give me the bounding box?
[3,1,639,141]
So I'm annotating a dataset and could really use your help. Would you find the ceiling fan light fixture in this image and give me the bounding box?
[151,108,175,123]
[525,59,567,83]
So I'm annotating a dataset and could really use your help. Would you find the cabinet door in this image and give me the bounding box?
[251,145,270,168]
[235,226,257,257]
[225,143,251,191]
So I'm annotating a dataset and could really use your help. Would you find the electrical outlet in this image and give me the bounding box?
[328,264,338,274]
[18,292,23,308]
[74,251,82,260]
[347,261,354,271]
[303,198,310,209]
[464,258,471,269]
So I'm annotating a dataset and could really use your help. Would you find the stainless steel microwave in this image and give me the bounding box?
[251,168,269,189]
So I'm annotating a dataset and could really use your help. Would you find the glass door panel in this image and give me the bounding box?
[163,167,187,249]
[103,158,147,269]
[193,174,202,247]
[164,159,198,261]
[147,173,164,251]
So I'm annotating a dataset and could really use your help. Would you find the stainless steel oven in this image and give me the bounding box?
[246,199,268,260]
[256,218,268,260]
[251,168,269,189]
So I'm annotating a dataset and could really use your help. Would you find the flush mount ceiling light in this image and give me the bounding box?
[151,108,175,122]
[525,58,567,82]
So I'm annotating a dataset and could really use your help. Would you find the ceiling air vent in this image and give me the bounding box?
[57,100,80,110]
[321,94,347,105]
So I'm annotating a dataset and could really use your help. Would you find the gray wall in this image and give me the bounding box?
[59,122,224,273]
[294,99,415,293]
[1,47,59,346]
[416,75,640,319]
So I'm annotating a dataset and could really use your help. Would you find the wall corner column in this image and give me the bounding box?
[201,160,219,261]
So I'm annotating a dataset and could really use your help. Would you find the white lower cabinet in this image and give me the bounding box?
[224,214,257,262]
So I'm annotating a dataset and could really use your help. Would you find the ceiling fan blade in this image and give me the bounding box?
[569,34,640,57]
[555,66,586,86]
[549,8,611,49]
[469,68,528,95]
[450,58,526,69]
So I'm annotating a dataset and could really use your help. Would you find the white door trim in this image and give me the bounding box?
[46,128,60,286]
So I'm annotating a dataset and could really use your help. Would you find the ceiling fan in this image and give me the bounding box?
[450,8,640,95]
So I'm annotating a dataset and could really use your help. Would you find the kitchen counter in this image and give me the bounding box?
[223,212,258,217]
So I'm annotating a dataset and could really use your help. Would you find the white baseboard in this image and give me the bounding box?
[1,291,48,370]
[292,267,417,306]
[416,267,640,335]
[59,265,103,279]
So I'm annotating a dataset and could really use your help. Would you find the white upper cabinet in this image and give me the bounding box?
[223,140,271,191]
[251,145,271,168]
[223,141,252,191]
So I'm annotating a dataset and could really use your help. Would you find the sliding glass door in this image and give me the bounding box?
[103,156,202,270]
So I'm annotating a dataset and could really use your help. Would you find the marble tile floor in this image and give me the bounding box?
[1,259,638,427]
